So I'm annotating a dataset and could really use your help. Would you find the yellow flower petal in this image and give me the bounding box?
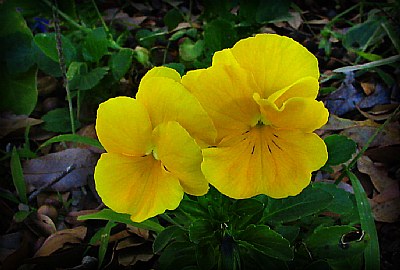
[182,63,261,143]
[229,34,319,98]
[254,95,329,132]
[94,153,183,222]
[201,126,327,199]
[140,66,181,84]
[96,97,153,156]
[152,121,209,196]
[137,76,216,146]
[267,77,320,107]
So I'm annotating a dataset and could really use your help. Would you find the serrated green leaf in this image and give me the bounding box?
[68,62,109,90]
[41,108,80,133]
[189,219,215,244]
[179,39,204,62]
[34,33,76,64]
[77,208,164,233]
[262,185,333,224]
[235,225,293,261]
[38,134,104,150]
[305,225,369,259]
[313,182,354,215]
[110,48,133,80]
[82,27,109,62]
[11,147,28,204]
[324,134,357,166]
[204,18,237,53]
[153,225,186,254]
[196,243,216,270]
[158,241,197,270]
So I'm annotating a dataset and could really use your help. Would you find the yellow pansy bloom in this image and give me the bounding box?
[182,34,329,199]
[94,67,216,222]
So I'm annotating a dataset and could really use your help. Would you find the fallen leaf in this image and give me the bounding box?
[24,213,56,237]
[287,11,303,29]
[321,114,378,131]
[370,198,400,223]
[361,81,375,95]
[24,148,98,192]
[341,122,400,148]
[365,145,400,166]
[34,226,87,257]
[0,113,43,138]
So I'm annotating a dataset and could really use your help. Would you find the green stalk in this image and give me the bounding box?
[335,104,400,185]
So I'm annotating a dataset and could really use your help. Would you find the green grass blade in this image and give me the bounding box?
[38,134,104,150]
[346,170,380,270]
[78,209,164,233]
[98,221,116,269]
[333,55,400,73]
[10,147,28,204]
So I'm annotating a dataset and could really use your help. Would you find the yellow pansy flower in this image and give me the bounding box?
[94,67,216,222]
[182,34,329,199]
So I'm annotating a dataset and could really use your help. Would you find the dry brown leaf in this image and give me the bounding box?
[361,82,375,95]
[287,12,303,29]
[358,156,397,192]
[321,114,378,131]
[24,213,56,237]
[370,198,400,223]
[127,225,149,240]
[24,148,98,192]
[0,113,43,138]
[34,226,87,257]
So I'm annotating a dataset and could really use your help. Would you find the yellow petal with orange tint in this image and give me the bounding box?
[96,97,153,156]
[201,126,327,199]
[182,63,261,143]
[137,76,216,146]
[229,34,319,98]
[94,153,183,222]
[152,121,208,196]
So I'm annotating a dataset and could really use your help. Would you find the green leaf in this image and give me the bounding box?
[196,243,216,270]
[179,199,209,219]
[346,170,380,270]
[333,55,400,73]
[235,225,293,261]
[188,219,215,244]
[0,66,38,115]
[239,245,288,270]
[158,241,197,270]
[77,209,164,233]
[153,225,186,254]
[164,9,184,30]
[39,134,104,150]
[163,63,185,76]
[230,198,264,229]
[33,43,63,77]
[98,221,116,268]
[110,48,133,80]
[274,225,300,244]
[41,108,80,133]
[179,39,204,62]
[305,225,369,259]
[239,0,291,23]
[324,134,357,166]
[14,210,31,222]
[262,185,333,224]
[82,27,109,62]
[313,182,354,215]
[136,29,165,48]
[5,37,35,74]
[327,254,363,270]
[34,33,76,64]
[343,19,385,51]
[204,18,237,54]
[67,62,109,90]
[11,147,28,204]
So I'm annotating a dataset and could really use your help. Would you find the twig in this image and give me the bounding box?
[28,164,76,202]
[52,0,76,135]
